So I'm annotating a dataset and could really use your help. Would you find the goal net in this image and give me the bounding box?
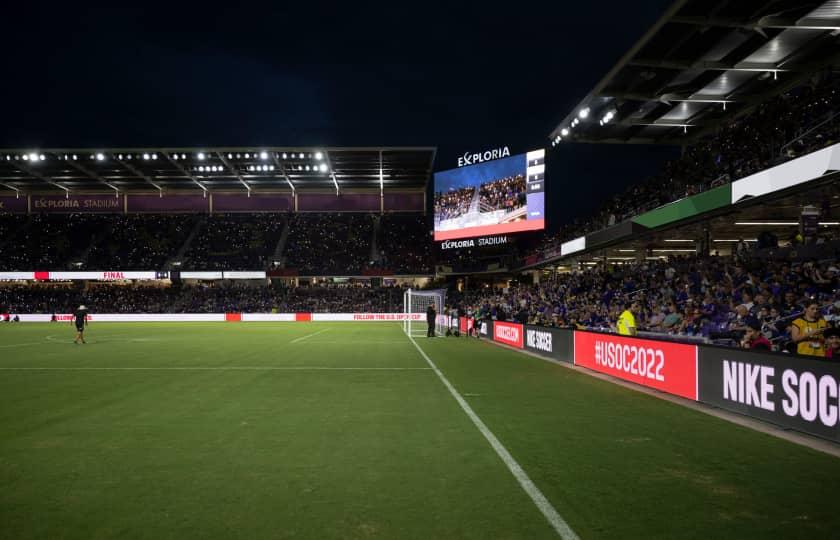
[403,288,446,337]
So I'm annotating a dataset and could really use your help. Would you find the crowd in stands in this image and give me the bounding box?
[186,214,285,270]
[0,211,435,275]
[479,175,526,213]
[0,282,407,314]
[434,187,474,221]
[456,255,839,354]
[283,213,375,275]
[0,214,26,241]
[86,214,197,270]
[272,285,404,313]
[534,73,840,259]
[378,214,433,274]
[0,214,107,271]
[3,247,839,355]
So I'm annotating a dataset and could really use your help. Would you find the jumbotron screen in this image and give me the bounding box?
[433,149,545,241]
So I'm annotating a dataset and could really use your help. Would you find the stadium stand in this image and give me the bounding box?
[0,211,432,275]
[282,213,376,275]
[478,176,527,213]
[0,282,407,314]
[185,213,286,270]
[86,214,199,270]
[454,253,839,353]
[434,187,474,221]
[1,214,108,271]
[0,214,27,240]
[535,74,840,259]
[377,214,433,274]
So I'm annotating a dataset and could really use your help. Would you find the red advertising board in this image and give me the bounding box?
[573,331,698,400]
[493,321,524,349]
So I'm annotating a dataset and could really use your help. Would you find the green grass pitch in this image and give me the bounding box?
[1,322,839,539]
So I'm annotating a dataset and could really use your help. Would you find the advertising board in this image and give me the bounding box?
[573,331,698,400]
[698,346,840,441]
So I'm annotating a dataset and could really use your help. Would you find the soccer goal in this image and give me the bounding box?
[403,288,446,337]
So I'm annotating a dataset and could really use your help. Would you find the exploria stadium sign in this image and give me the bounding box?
[440,236,509,250]
[458,146,510,167]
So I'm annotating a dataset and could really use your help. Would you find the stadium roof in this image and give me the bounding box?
[0,147,436,194]
[549,0,840,145]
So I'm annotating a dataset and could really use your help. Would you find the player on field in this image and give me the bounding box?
[73,305,88,344]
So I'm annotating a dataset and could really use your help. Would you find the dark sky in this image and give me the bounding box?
[1,2,679,228]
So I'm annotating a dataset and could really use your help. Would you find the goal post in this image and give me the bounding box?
[403,288,446,337]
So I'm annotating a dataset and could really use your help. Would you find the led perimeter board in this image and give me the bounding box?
[433,149,544,241]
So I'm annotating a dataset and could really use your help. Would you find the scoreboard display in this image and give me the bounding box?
[433,149,545,241]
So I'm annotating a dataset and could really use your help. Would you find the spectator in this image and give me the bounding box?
[741,318,772,351]
[791,301,829,356]
[525,73,840,266]
[660,302,683,332]
[479,176,527,213]
[825,327,840,359]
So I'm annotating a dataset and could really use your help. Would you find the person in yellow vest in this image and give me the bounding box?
[790,301,828,356]
[617,301,638,336]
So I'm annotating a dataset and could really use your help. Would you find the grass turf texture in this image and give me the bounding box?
[0,322,837,539]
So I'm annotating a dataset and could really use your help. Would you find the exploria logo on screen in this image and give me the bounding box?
[458,147,511,167]
[434,149,545,241]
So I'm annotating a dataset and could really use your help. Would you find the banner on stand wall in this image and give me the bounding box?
[523,325,573,363]
[574,331,698,400]
[32,194,123,213]
[493,321,524,348]
[698,346,840,442]
[0,196,27,214]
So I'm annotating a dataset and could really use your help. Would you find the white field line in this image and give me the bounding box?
[407,335,578,540]
[290,328,331,343]
[0,366,431,371]
[294,340,408,344]
[0,341,53,349]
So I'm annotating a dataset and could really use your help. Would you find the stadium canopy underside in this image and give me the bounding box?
[549,0,840,145]
[0,147,435,194]
[533,173,840,271]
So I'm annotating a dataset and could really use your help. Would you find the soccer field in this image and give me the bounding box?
[1,322,839,539]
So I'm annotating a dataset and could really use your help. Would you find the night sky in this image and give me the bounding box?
[1,2,679,229]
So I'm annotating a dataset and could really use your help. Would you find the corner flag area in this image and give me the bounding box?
[1,322,839,539]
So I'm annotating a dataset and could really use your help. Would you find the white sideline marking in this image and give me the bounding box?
[0,366,431,371]
[407,335,578,540]
[45,334,167,344]
[296,340,408,344]
[0,341,52,349]
[290,328,331,343]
